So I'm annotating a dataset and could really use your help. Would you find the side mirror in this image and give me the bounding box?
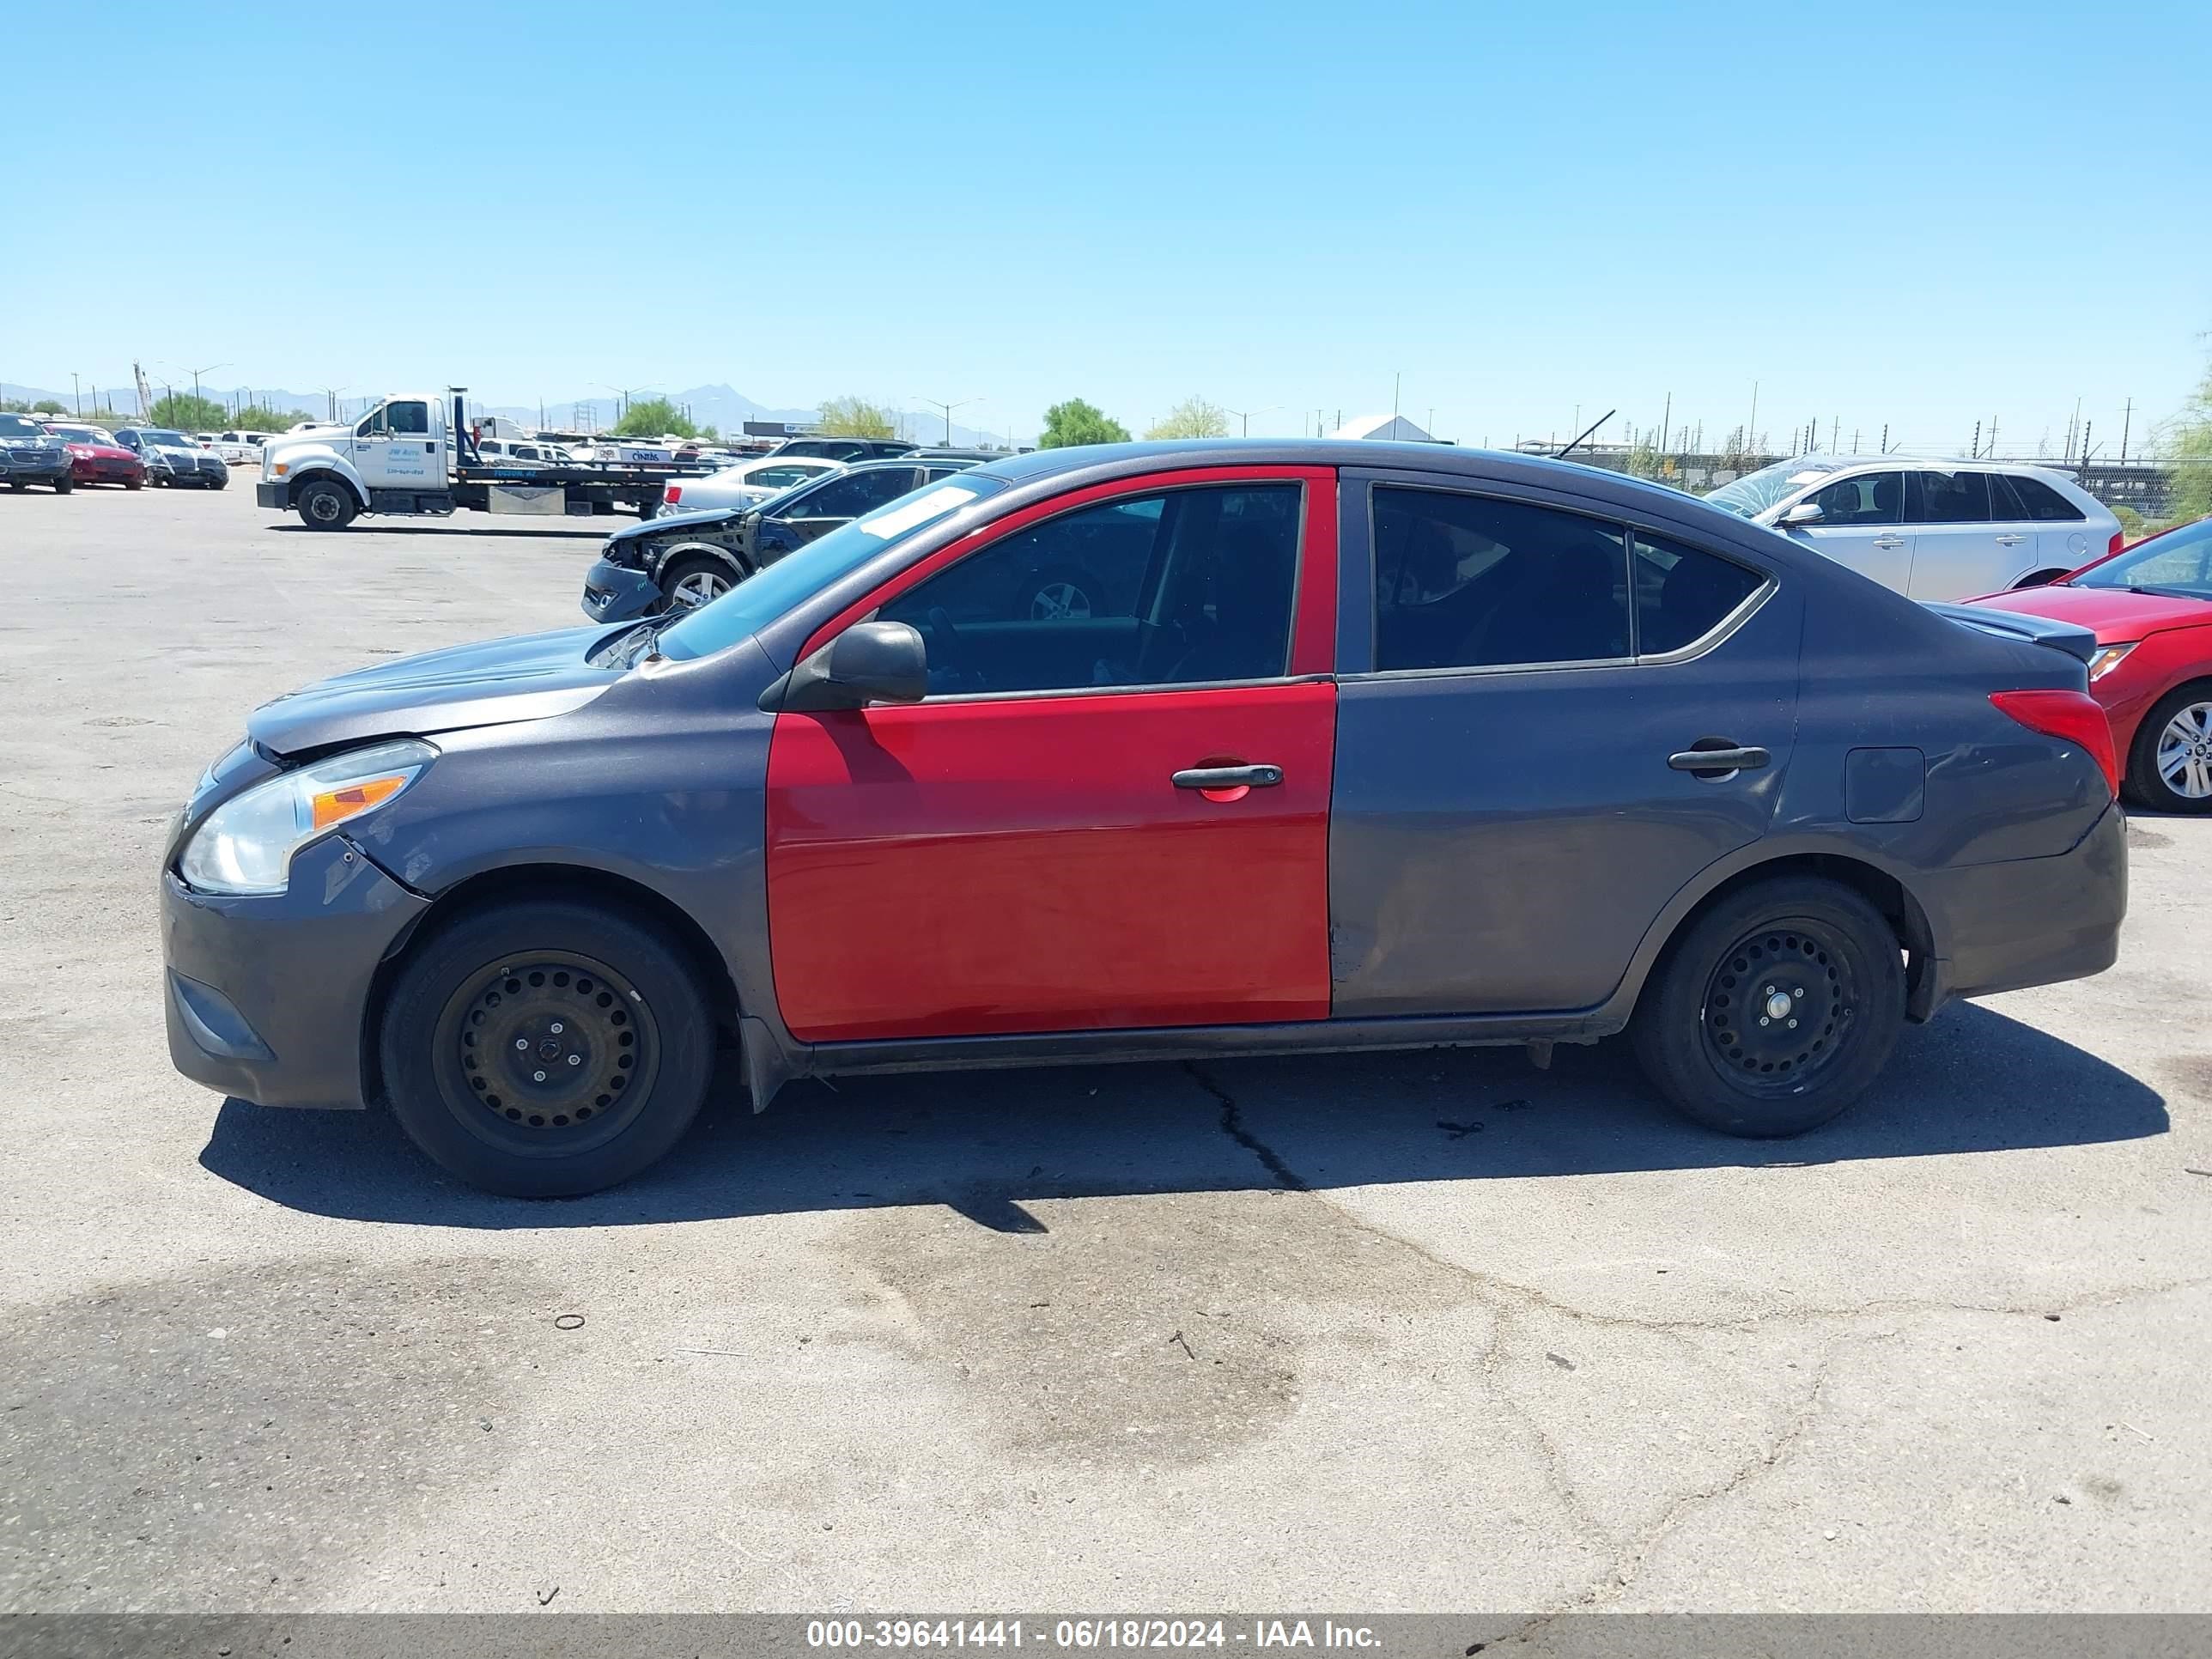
[1777,501,1825,528]
[758,620,928,713]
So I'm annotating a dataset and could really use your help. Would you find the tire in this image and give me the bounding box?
[1632,876,1905,1138]
[637,498,659,521]
[295,477,356,530]
[2122,684,2212,814]
[379,898,715,1197]
[5,481,22,492]
[661,554,740,610]
[125,476,143,490]
[209,475,227,491]
[1017,568,1099,622]
[52,476,72,494]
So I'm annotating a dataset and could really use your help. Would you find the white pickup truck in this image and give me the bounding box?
[254,390,706,529]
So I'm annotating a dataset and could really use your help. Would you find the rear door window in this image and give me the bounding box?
[781,467,917,521]
[1907,469,1990,523]
[1372,488,1631,671]
[1632,533,1766,654]
[1987,472,2030,518]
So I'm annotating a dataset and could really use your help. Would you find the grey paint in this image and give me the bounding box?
[161,439,2129,1121]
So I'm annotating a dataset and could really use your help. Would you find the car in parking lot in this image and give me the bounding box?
[1964,514,2212,812]
[163,439,2128,1198]
[583,457,982,618]
[43,422,148,489]
[657,453,842,515]
[769,435,917,462]
[112,427,229,489]
[1705,456,2122,600]
[0,412,75,492]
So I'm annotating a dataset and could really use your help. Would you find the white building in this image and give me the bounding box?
[1332,412,1437,442]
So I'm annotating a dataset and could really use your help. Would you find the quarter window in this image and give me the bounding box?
[1909,469,1990,524]
[2006,475,2087,522]
[878,484,1301,696]
[1633,533,1765,653]
[1804,471,1902,526]
[1372,488,1630,671]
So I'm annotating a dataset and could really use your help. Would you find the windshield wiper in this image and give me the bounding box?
[2127,584,2211,602]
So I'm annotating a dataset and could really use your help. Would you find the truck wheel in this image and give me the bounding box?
[1632,877,1904,1138]
[379,897,715,1197]
[296,478,357,530]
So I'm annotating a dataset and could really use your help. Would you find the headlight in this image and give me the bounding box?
[179,739,434,895]
[2086,643,2137,680]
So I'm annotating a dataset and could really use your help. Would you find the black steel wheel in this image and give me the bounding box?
[1632,877,1904,1137]
[381,898,714,1195]
[295,477,356,530]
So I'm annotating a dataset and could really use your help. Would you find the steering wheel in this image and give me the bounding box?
[926,605,962,659]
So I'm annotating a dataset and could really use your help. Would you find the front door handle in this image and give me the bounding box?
[1668,744,1771,775]
[1872,533,1905,549]
[1172,763,1283,790]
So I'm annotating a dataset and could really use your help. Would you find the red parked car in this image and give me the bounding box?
[42,422,147,489]
[1965,514,2212,811]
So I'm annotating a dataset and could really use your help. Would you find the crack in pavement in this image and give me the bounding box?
[1182,1061,1308,1192]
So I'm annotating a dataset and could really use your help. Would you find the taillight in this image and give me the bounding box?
[2108,529,2126,556]
[664,484,681,505]
[1990,690,2119,797]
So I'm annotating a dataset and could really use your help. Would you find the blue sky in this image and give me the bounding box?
[3,0,2206,453]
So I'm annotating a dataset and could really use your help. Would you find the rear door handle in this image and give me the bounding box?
[1172,763,1283,789]
[1668,745,1771,775]
[1996,532,2028,545]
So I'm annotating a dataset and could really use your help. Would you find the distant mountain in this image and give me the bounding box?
[3,380,997,447]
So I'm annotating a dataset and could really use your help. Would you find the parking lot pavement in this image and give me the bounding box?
[3,481,2209,1617]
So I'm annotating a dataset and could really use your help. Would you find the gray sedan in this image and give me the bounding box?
[162,441,2125,1195]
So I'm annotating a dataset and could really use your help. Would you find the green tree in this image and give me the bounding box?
[816,396,897,439]
[612,397,696,439]
[32,398,65,415]
[233,404,315,432]
[1144,396,1229,440]
[1037,398,1132,448]
[149,392,229,430]
[700,423,720,441]
[2167,356,2212,525]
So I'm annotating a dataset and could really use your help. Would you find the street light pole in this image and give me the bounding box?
[1224,405,1279,437]
[916,396,981,444]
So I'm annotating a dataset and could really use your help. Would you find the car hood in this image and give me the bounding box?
[246,624,624,756]
[1963,583,2212,642]
[607,504,750,545]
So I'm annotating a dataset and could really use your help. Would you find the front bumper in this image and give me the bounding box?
[2,453,71,483]
[72,459,143,483]
[1915,799,2127,1012]
[255,480,286,509]
[162,835,428,1110]
[581,555,661,623]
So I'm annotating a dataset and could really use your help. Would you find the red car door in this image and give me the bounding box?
[765,466,1339,1043]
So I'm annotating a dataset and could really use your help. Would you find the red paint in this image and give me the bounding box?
[1990,690,2120,796]
[767,683,1337,1041]
[767,462,1345,1043]
[801,465,1340,659]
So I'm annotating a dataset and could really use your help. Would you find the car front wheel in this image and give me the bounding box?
[2125,684,2212,814]
[662,555,738,610]
[295,478,356,530]
[380,898,715,1196]
[1632,876,1904,1138]
[52,476,72,494]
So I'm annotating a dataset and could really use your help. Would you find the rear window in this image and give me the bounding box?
[2006,474,2085,522]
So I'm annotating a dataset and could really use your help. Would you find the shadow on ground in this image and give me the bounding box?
[200,1001,2166,1231]
[266,521,613,540]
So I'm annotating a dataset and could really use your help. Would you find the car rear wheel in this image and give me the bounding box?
[295,478,356,530]
[1632,877,1904,1138]
[662,555,738,609]
[380,898,715,1196]
[2124,685,2212,814]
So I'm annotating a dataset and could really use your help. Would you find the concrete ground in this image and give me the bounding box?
[2,481,2208,1617]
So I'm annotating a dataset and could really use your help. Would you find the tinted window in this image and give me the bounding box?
[2075,521,2212,597]
[1909,468,1990,524]
[2007,474,2086,522]
[1633,533,1765,653]
[1804,471,1902,526]
[387,401,430,435]
[782,468,916,520]
[1987,472,2029,518]
[1373,489,1630,671]
[0,414,42,437]
[880,484,1301,695]
[746,464,818,489]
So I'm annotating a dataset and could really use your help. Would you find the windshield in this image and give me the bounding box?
[656,477,1010,663]
[2072,520,2212,598]
[48,425,112,445]
[1703,458,1843,520]
[141,429,191,447]
[0,414,47,438]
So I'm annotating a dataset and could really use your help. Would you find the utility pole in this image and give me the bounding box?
[185,362,227,410]
[1393,372,1401,418]
[1747,380,1759,454]
[1660,391,1672,454]
[1831,416,1838,452]
[1972,421,1981,459]
[1852,428,1860,455]
[1881,422,1889,453]
[916,396,978,444]
[2119,398,2132,463]
[71,373,81,416]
